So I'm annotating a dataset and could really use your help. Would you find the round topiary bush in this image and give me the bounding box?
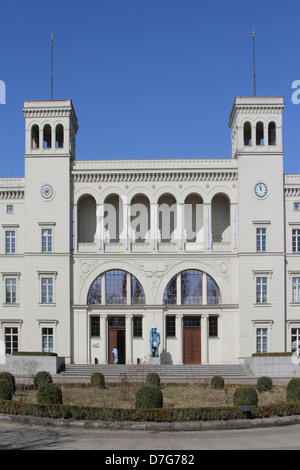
[257,376,273,393]
[210,375,225,390]
[146,372,160,387]
[233,386,258,407]
[34,371,53,389]
[0,372,16,393]
[286,378,300,402]
[0,379,13,400]
[91,372,105,389]
[37,383,63,405]
[135,385,163,409]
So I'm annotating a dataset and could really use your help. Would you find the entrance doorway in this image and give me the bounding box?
[183,316,201,364]
[108,316,126,364]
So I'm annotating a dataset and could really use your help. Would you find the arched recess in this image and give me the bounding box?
[104,194,123,243]
[184,193,203,243]
[130,194,150,242]
[211,193,230,244]
[268,121,276,145]
[55,124,64,148]
[163,269,221,305]
[158,193,177,242]
[31,124,39,149]
[87,269,146,305]
[256,121,264,145]
[243,121,252,146]
[77,194,97,243]
[43,124,52,148]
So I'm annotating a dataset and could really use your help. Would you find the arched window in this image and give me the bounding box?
[268,122,276,145]
[87,270,145,305]
[55,124,64,148]
[31,125,39,149]
[243,122,252,146]
[43,124,52,148]
[163,270,221,305]
[256,122,264,145]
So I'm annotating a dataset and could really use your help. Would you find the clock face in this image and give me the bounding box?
[255,183,268,198]
[41,184,54,199]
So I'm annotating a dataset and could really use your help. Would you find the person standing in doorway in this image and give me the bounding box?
[112,346,118,364]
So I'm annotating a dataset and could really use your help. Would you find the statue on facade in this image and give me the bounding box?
[150,324,160,357]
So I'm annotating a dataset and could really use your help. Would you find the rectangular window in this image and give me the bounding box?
[5,231,15,254]
[91,317,100,337]
[256,228,266,252]
[42,327,53,352]
[292,229,300,252]
[256,328,268,353]
[41,278,53,303]
[5,278,16,304]
[133,317,143,337]
[5,327,18,354]
[166,316,176,337]
[209,316,218,337]
[291,328,300,353]
[256,277,268,303]
[292,278,300,303]
[42,229,53,252]
[6,205,13,214]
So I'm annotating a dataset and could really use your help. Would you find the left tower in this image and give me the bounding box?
[22,100,78,360]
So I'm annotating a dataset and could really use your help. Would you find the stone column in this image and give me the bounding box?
[126,314,133,364]
[201,314,208,364]
[99,314,107,364]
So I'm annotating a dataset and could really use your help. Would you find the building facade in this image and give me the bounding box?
[0,96,299,366]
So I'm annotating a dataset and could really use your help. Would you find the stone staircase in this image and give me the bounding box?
[56,363,252,383]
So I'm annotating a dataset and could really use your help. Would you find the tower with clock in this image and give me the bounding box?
[22,100,78,356]
[229,96,286,358]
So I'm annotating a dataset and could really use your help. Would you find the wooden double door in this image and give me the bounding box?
[108,316,126,364]
[183,316,201,364]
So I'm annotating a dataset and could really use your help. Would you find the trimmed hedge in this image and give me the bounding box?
[0,380,13,400]
[135,385,163,409]
[1,399,300,422]
[210,376,225,390]
[37,383,63,405]
[233,386,258,406]
[0,372,16,393]
[146,372,160,387]
[257,376,273,393]
[91,372,105,389]
[12,351,57,357]
[252,352,293,357]
[34,371,53,389]
[287,378,300,402]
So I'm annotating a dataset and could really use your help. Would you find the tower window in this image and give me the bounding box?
[55,124,64,148]
[31,125,39,149]
[256,121,264,145]
[243,122,252,146]
[268,122,276,145]
[43,124,52,148]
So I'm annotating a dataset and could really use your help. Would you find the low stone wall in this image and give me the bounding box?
[244,356,300,377]
[0,355,65,377]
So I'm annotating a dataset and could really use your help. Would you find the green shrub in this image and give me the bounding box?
[0,379,13,400]
[0,372,16,393]
[233,386,258,407]
[257,376,273,393]
[287,378,300,402]
[37,383,63,405]
[210,375,225,390]
[146,372,160,387]
[34,371,53,389]
[135,385,163,409]
[91,372,105,389]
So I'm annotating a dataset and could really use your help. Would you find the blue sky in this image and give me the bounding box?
[0,0,300,177]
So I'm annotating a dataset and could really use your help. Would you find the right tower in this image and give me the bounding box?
[229,97,286,357]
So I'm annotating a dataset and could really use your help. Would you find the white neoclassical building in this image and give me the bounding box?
[0,95,299,366]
